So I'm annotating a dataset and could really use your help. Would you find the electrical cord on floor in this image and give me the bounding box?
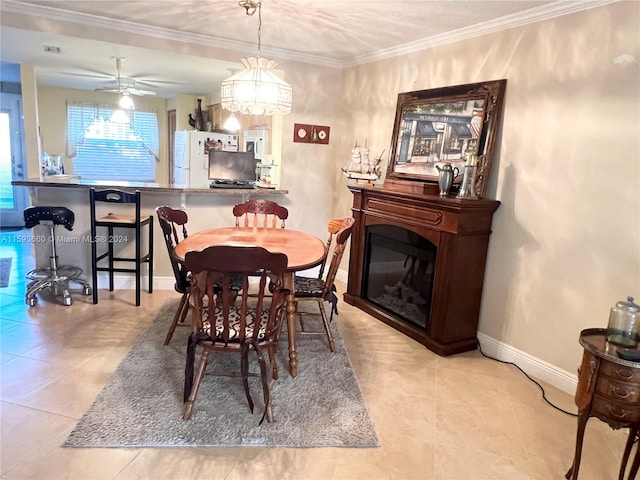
[476,339,578,418]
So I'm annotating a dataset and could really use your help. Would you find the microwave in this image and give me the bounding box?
[244,129,269,160]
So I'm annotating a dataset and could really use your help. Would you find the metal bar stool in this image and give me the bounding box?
[23,206,91,306]
[89,188,153,306]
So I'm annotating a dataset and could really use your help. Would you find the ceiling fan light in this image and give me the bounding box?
[118,93,135,110]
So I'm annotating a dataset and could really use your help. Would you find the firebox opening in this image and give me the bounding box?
[363,225,437,330]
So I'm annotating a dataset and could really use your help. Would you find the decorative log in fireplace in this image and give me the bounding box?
[345,184,500,356]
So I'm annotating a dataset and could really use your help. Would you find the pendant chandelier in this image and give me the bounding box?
[220,1,292,116]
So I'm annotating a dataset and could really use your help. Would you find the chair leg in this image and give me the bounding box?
[148,219,153,294]
[267,344,278,380]
[183,349,209,420]
[255,346,274,424]
[317,299,336,352]
[240,342,255,414]
[107,226,114,292]
[164,292,189,345]
[135,223,141,307]
[91,228,98,305]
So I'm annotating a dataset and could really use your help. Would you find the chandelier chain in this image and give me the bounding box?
[257,2,262,58]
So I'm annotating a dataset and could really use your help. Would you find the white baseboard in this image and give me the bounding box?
[105,271,577,396]
[94,274,175,292]
[336,268,348,285]
[477,332,578,395]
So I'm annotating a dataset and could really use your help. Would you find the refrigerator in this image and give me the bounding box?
[174,130,238,188]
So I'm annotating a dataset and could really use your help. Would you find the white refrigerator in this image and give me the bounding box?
[174,131,239,188]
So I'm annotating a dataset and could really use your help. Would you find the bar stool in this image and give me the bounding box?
[89,188,153,306]
[23,206,91,307]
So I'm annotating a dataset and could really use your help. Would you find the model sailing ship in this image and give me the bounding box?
[342,142,383,181]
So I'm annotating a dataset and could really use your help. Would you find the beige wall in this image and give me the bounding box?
[167,95,201,132]
[36,86,169,183]
[275,60,346,240]
[341,1,640,372]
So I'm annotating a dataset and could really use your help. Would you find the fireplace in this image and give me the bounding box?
[345,184,500,356]
[364,225,436,330]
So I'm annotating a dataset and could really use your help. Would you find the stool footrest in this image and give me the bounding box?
[26,265,84,282]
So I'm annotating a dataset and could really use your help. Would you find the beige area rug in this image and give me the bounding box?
[63,300,379,447]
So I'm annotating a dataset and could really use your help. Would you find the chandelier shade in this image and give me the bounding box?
[221,57,292,116]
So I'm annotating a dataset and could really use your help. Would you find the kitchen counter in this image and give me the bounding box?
[12,177,288,195]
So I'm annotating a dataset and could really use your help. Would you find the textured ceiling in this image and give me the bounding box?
[0,0,614,98]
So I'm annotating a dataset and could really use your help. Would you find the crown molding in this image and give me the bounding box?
[344,0,619,68]
[1,0,619,70]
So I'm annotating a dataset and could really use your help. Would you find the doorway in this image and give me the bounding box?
[0,92,27,227]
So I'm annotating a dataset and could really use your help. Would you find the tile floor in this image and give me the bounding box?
[0,229,628,479]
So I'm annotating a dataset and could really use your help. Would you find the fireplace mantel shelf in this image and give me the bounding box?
[345,184,500,356]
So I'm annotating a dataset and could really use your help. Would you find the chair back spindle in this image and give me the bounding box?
[233,199,288,229]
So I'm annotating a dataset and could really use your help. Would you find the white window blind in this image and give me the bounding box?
[67,103,159,181]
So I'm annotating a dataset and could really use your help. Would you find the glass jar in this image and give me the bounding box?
[606,296,640,347]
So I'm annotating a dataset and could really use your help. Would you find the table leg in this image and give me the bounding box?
[283,272,298,377]
[566,409,589,480]
[619,426,638,480]
[628,442,640,480]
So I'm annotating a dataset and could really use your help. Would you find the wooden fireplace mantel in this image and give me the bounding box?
[345,184,500,355]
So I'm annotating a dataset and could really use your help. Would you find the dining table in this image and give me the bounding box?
[173,226,326,378]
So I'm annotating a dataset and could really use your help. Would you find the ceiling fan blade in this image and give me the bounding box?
[55,71,112,80]
[127,87,157,96]
[94,87,120,93]
[131,77,183,87]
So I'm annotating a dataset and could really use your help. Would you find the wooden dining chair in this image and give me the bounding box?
[156,206,191,345]
[183,245,289,424]
[157,206,243,345]
[233,199,288,229]
[290,217,355,352]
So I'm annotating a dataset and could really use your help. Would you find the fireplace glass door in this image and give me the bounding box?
[363,225,437,330]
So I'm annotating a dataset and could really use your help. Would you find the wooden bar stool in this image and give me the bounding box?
[89,188,153,306]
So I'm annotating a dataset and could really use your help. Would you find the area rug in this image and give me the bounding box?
[63,300,379,448]
[0,257,12,287]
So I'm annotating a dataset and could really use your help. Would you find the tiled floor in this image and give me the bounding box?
[0,229,628,479]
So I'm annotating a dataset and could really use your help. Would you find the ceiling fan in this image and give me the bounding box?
[94,57,157,97]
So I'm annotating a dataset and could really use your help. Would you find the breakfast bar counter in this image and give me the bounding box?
[13,177,288,195]
[11,178,290,290]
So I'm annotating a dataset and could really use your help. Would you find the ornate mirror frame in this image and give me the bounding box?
[385,79,507,198]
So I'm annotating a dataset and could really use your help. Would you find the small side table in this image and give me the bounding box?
[566,328,640,480]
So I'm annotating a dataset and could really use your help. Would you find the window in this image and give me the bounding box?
[67,103,159,181]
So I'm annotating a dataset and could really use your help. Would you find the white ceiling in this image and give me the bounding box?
[0,0,614,98]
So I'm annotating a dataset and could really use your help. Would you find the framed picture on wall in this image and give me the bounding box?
[386,79,507,198]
